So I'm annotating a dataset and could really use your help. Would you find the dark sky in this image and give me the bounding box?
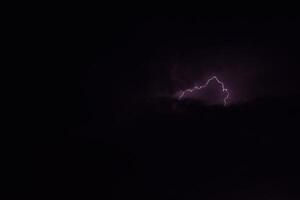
[80,16,300,111]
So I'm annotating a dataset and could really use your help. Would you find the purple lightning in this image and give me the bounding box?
[178,76,230,106]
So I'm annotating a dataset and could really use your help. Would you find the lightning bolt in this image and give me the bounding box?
[178,76,230,106]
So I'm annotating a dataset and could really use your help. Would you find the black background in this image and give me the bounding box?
[39,15,300,199]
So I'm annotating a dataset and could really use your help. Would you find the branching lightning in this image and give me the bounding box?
[178,76,230,106]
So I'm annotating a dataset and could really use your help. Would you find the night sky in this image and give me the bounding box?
[41,16,300,199]
[81,16,300,111]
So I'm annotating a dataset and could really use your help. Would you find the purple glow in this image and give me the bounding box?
[178,76,230,106]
